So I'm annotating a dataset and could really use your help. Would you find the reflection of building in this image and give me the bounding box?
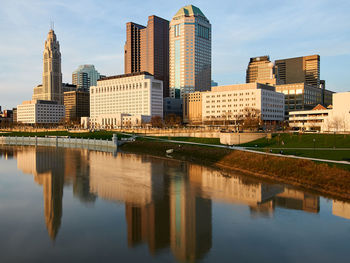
[333,200,350,220]
[275,188,320,213]
[170,167,212,262]
[16,147,65,240]
[187,164,282,207]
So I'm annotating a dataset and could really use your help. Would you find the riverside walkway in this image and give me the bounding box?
[121,133,350,166]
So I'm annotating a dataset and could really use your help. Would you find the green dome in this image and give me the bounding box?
[173,5,207,20]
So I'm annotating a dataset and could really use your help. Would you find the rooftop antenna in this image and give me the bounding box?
[50,20,54,30]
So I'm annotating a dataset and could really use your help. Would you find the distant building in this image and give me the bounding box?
[163,98,183,118]
[183,83,285,124]
[41,29,62,103]
[12,108,17,123]
[275,82,334,113]
[288,92,350,132]
[72,65,101,91]
[246,56,279,85]
[288,104,331,131]
[17,100,65,124]
[211,80,218,87]
[62,83,77,93]
[90,72,163,128]
[183,92,203,124]
[169,5,211,98]
[124,15,169,97]
[275,55,320,88]
[63,90,89,123]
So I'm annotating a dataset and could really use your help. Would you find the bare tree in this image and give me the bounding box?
[242,107,261,131]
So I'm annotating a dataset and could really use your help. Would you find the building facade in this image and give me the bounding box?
[72,65,101,91]
[288,104,331,131]
[90,72,163,128]
[183,92,203,124]
[246,56,279,85]
[17,100,65,124]
[275,83,325,112]
[42,29,62,103]
[288,92,350,132]
[183,83,284,124]
[124,16,169,97]
[202,83,285,123]
[275,55,320,88]
[169,5,211,98]
[63,90,90,123]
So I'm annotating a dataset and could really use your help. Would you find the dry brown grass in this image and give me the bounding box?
[121,140,350,200]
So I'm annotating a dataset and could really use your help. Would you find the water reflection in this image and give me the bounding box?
[0,146,349,262]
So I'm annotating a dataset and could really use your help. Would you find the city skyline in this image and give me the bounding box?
[1,0,349,109]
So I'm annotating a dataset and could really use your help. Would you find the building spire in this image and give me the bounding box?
[50,21,54,31]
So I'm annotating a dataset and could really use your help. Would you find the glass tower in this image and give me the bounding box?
[169,5,211,98]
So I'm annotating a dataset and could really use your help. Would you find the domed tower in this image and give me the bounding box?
[169,5,211,98]
[42,29,62,103]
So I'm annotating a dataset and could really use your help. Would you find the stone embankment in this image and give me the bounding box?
[0,135,120,152]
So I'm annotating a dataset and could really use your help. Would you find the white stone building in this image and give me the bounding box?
[90,72,163,128]
[202,83,285,122]
[17,100,65,124]
[288,92,350,132]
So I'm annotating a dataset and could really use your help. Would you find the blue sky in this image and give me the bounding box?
[0,0,349,109]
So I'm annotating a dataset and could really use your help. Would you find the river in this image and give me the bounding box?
[0,146,349,263]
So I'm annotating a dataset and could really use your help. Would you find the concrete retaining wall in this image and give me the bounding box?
[0,136,118,151]
[220,133,267,145]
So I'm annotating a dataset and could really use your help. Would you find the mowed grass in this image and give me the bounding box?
[149,136,221,145]
[241,133,350,148]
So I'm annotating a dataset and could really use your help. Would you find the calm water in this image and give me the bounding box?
[0,146,349,263]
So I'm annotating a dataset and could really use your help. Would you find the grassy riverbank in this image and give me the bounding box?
[121,139,350,200]
[241,133,350,162]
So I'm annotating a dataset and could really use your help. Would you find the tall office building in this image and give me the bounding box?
[275,55,320,88]
[72,65,101,91]
[169,5,211,98]
[42,29,62,103]
[63,90,90,123]
[124,15,169,97]
[246,56,279,85]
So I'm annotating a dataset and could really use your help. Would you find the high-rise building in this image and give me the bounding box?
[72,65,101,91]
[275,55,320,88]
[89,72,163,128]
[169,5,211,98]
[246,56,279,85]
[124,16,169,97]
[63,90,90,123]
[42,29,62,103]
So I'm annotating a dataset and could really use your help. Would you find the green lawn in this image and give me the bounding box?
[241,133,350,148]
[144,136,221,145]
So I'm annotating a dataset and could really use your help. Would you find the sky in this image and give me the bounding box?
[0,0,349,109]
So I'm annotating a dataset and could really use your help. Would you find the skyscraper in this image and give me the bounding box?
[275,55,320,88]
[169,5,211,98]
[72,64,101,91]
[246,56,279,85]
[124,15,169,97]
[42,29,62,103]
